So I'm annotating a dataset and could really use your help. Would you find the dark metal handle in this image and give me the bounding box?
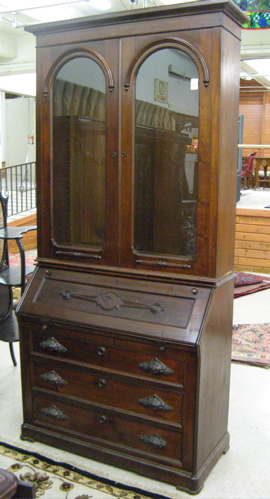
[98,346,106,356]
[138,394,172,412]
[39,337,67,354]
[97,378,106,388]
[41,405,68,421]
[40,370,68,386]
[99,415,107,424]
[140,434,167,449]
[139,358,174,375]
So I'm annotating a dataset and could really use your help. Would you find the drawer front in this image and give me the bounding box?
[32,328,186,384]
[33,361,184,424]
[32,395,183,462]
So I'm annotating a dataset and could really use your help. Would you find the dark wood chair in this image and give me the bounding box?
[0,193,19,366]
[0,193,36,365]
[241,152,256,189]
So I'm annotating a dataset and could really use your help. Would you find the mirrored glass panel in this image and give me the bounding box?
[52,57,106,249]
[134,48,198,258]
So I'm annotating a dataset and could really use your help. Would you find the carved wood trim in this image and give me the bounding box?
[124,37,210,90]
[44,48,115,97]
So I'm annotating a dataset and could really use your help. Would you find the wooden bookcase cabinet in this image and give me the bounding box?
[17,1,246,494]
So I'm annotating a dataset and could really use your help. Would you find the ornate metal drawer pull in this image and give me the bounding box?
[39,337,67,354]
[40,370,68,386]
[139,394,172,411]
[139,358,174,375]
[41,405,69,420]
[140,434,167,449]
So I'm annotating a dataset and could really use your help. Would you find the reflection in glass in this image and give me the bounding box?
[134,48,199,258]
[52,57,106,249]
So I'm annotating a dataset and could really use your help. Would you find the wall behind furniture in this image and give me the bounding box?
[239,83,270,158]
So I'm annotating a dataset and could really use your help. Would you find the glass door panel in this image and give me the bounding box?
[52,57,106,250]
[134,48,199,258]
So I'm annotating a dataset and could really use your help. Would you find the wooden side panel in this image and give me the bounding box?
[196,277,233,473]
[215,26,240,278]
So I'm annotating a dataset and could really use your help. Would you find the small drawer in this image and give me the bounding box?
[31,327,187,384]
[33,395,183,462]
[32,360,184,424]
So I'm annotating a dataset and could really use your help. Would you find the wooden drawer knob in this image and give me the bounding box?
[97,378,106,388]
[97,346,106,356]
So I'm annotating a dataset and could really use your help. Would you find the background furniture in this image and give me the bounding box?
[0,468,35,499]
[254,157,270,189]
[0,193,36,365]
[241,153,256,189]
[17,2,246,494]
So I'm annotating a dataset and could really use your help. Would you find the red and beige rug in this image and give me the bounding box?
[232,323,270,368]
[234,271,270,298]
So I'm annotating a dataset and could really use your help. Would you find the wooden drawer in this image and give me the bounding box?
[32,394,183,462]
[31,326,188,385]
[32,360,184,424]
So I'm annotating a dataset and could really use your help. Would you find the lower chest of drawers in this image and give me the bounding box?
[22,321,197,471]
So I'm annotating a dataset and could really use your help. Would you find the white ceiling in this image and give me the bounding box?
[0,0,270,92]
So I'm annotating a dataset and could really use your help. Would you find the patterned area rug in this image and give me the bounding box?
[234,272,270,298]
[232,323,270,368]
[8,252,36,268]
[0,442,170,499]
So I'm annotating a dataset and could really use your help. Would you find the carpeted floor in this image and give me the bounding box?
[232,323,270,368]
[0,442,170,499]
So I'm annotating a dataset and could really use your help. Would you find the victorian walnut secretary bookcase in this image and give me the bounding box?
[17,1,246,494]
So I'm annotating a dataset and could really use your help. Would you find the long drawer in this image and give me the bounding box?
[31,325,189,385]
[32,394,183,463]
[32,359,184,424]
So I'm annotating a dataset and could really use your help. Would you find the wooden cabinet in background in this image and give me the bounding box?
[17,1,246,494]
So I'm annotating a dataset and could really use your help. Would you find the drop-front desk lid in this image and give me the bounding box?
[17,267,213,345]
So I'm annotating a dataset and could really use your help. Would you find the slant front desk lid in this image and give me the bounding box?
[17,268,211,344]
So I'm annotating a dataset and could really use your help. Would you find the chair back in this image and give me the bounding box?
[246,153,256,174]
[0,193,9,269]
[0,285,12,323]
